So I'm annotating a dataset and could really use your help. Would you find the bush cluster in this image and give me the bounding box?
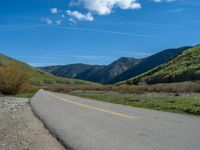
[0,61,35,95]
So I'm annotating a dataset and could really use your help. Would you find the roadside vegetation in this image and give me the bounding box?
[69,91,200,116]
[0,61,38,95]
[0,54,96,97]
[45,81,200,93]
[45,82,200,116]
[16,92,37,99]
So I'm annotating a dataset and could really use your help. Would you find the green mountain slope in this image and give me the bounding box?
[0,54,92,85]
[110,46,191,84]
[127,45,200,85]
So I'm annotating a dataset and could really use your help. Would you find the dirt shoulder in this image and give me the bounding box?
[0,97,65,150]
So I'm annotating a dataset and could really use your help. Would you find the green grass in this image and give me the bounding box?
[69,90,200,116]
[16,92,37,98]
[127,45,200,84]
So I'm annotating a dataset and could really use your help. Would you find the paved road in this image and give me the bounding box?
[31,90,200,150]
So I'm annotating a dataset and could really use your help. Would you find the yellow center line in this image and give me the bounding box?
[48,92,139,120]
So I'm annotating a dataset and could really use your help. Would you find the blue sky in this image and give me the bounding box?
[0,0,200,66]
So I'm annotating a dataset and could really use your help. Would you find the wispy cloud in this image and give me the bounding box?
[117,51,153,58]
[158,8,187,14]
[0,23,45,31]
[41,17,53,25]
[55,26,162,38]
[50,8,58,14]
[153,0,176,3]
[180,1,200,7]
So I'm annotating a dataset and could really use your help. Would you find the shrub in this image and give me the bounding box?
[0,61,30,95]
[20,84,39,93]
[44,79,55,84]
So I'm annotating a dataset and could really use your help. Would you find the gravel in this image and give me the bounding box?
[0,96,65,150]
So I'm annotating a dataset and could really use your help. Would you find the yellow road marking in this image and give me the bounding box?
[48,92,139,120]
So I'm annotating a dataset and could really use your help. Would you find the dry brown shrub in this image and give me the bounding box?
[21,84,39,93]
[0,61,30,95]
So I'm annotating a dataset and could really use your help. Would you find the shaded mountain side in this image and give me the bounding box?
[127,45,200,85]
[39,64,97,78]
[75,65,106,81]
[110,46,192,84]
[0,54,93,85]
[89,57,141,84]
[40,57,141,84]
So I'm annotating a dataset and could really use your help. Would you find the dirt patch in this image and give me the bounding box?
[0,97,65,150]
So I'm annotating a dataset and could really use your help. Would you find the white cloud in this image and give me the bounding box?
[69,18,77,24]
[56,20,62,25]
[50,8,58,14]
[43,0,178,25]
[153,0,176,3]
[69,1,81,7]
[80,0,141,15]
[66,10,94,21]
[61,14,65,18]
[42,17,53,25]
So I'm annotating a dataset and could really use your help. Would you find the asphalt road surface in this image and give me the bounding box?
[31,90,200,150]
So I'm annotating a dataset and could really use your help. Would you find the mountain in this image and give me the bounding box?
[75,65,106,81]
[126,45,200,85]
[39,64,98,78]
[86,57,141,84]
[0,54,92,85]
[40,57,141,84]
[110,46,192,84]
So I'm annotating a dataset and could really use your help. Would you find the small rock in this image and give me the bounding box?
[19,141,24,144]
[18,131,22,135]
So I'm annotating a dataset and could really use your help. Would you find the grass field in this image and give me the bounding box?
[16,92,37,98]
[69,90,200,116]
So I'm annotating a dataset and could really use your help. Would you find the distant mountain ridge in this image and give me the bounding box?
[40,46,192,84]
[86,57,141,83]
[40,57,141,84]
[40,64,100,78]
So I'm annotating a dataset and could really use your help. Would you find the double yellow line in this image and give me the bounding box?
[47,92,139,120]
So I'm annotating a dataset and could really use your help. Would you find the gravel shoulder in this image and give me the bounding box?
[0,96,65,150]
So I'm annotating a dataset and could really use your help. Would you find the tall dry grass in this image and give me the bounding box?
[0,61,33,95]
